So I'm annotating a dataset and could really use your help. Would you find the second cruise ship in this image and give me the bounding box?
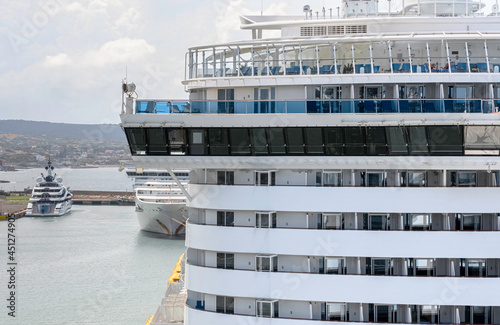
[122,0,500,323]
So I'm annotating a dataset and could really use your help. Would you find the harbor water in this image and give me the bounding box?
[0,169,186,324]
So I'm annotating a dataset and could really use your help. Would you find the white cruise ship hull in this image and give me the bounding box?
[135,198,186,235]
[26,200,72,217]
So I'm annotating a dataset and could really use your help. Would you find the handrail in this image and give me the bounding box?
[133,98,499,115]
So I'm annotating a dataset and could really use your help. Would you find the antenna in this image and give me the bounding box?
[261,0,263,15]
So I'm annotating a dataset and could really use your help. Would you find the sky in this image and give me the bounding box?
[0,0,497,124]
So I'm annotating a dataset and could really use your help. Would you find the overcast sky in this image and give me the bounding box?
[1,0,497,124]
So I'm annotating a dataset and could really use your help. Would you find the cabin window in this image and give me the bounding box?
[256,300,279,318]
[256,212,277,228]
[216,253,234,270]
[216,296,234,314]
[255,255,278,272]
[217,171,234,185]
[217,211,234,227]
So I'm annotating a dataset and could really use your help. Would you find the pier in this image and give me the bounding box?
[0,191,135,218]
[72,190,135,206]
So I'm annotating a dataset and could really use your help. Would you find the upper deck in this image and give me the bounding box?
[182,0,500,89]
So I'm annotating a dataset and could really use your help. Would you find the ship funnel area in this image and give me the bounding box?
[343,0,486,17]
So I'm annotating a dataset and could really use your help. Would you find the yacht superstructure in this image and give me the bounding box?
[121,0,500,323]
[26,160,72,217]
[126,169,188,235]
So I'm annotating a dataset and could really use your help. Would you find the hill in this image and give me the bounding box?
[0,120,126,143]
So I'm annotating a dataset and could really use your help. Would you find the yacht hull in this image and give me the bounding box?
[135,199,186,235]
[26,201,72,217]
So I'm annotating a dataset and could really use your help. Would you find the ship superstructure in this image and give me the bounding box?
[126,168,188,235]
[121,0,500,323]
[26,160,72,217]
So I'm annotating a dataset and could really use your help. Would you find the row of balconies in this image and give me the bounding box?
[185,292,500,324]
[191,169,500,188]
[189,211,500,232]
[187,250,500,278]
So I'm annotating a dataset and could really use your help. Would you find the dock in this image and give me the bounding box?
[72,190,135,206]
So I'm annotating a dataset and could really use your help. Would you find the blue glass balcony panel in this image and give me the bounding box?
[135,100,491,114]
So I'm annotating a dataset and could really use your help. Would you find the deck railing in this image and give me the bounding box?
[135,99,500,115]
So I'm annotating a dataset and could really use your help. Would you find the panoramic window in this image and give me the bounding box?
[366,127,388,155]
[304,128,324,154]
[146,128,168,155]
[427,126,463,155]
[407,126,428,155]
[286,128,305,154]
[324,128,344,155]
[209,128,229,155]
[217,211,234,227]
[250,128,268,155]
[345,128,365,155]
[167,129,186,155]
[386,127,408,155]
[125,128,147,154]
[229,128,251,155]
[267,128,286,154]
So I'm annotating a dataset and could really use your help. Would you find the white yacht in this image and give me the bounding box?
[27,160,72,217]
[121,0,500,324]
[126,169,189,235]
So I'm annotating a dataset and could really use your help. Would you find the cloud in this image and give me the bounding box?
[43,52,73,67]
[0,0,327,124]
[82,38,156,67]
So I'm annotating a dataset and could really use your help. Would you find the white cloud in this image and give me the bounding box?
[43,53,73,67]
[0,0,338,123]
[82,38,156,67]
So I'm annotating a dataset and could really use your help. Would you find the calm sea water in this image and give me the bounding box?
[0,206,186,324]
[0,167,134,192]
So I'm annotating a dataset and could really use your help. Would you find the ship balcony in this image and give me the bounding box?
[187,184,500,215]
[131,98,500,115]
[185,223,500,259]
[184,299,500,325]
[185,263,500,307]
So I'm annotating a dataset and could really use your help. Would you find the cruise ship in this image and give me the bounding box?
[121,0,500,323]
[126,168,189,235]
[26,160,72,217]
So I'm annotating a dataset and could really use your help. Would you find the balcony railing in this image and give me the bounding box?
[135,99,500,115]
